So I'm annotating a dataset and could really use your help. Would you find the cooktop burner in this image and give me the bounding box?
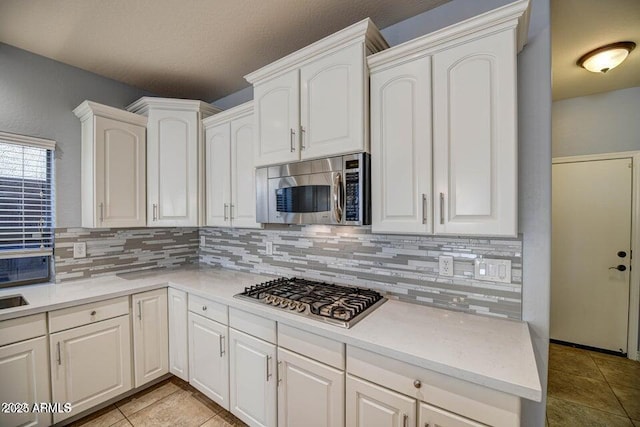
[234,277,386,328]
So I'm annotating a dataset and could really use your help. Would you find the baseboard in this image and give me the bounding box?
[550,339,628,358]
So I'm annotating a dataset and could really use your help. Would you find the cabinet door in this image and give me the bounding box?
[147,109,200,226]
[188,312,229,409]
[370,56,432,235]
[346,375,416,427]
[168,288,189,381]
[229,328,276,427]
[432,30,517,236]
[133,288,169,388]
[205,122,232,227]
[94,116,146,228]
[254,70,300,167]
[277,347,344,427]
[0,336,51,427]
[231,114,261,228]
[300,44,366,160]
[419,402,484,427]
[50,315,132,423]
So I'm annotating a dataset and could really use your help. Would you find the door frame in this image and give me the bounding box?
[552,151,640,360]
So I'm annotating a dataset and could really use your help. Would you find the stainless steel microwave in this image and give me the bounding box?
[256,153,370,225]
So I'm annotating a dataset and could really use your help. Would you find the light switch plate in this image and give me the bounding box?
[73,242,87,258]
[474,258,511,283]
[439,256,454,277]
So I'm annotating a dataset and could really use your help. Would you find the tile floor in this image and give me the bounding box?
[71,377,247,427]
[547,343,640,426]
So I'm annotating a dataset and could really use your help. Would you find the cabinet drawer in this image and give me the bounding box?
[229,307,276,344]
[347,346,520,427]
[278,323,344,369]
[49,296,129,333]
[188,294,227,325]
[0,313,47,346]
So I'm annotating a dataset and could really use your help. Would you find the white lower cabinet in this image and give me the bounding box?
[188,312,229,409]
[277,347,344,427]
[168,287,189,381]
[50,315,132,423]
[0,336,51,427]
[229,328,277,427]
[346,374,416,427]
[419,401,484,427]
[132,289,169,388]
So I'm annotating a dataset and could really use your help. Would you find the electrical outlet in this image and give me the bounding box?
[474,258,511,283]
[200,235,206,247]
[439,255,454,277]
[73,242,87,258]
[265,241,273,256]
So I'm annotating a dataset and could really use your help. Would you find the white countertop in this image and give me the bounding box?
[0,266,542,402]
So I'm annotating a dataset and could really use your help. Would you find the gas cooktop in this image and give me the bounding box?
[234,277,386,328]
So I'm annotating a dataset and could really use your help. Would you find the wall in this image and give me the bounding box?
[200,226,523,319]
[552,87,640,158]
[0,43,150,228]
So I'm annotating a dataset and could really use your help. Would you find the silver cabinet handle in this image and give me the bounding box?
[277,361,282,385]
[137,301,142,320]
[422,194,427,224]
[224,203,229,221]
[202,305,207,311]
[290,128,296,152]
[266,355,272,381]
[439,193,445,225]
[300,126,306,150]
[99,202,104,223]
[230,204,234,220]
[152,204,158,221]
[403,414,409,427]
[333,173,344,223]
[219,335,225,357]
[56,342,61,365]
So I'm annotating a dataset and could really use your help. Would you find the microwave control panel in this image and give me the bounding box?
[344,159,361,222]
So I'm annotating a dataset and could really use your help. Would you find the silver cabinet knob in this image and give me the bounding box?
[90,310,97,316]
[202,306,208,311]
[413,379,422,389]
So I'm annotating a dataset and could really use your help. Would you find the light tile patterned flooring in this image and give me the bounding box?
[547,343,640,426]
[71,377,247,427]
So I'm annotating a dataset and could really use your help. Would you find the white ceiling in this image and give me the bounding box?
[552,0,640,101]
[0,0,449,102]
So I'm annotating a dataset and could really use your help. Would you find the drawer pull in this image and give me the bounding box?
[137,301,142,320]
[266,355,272,381]
[90,310,97,316]
[202,305,208,311]
[413,379,422,389]
[403,414,409,427]
[277,361,282,385]
[219,335,225,357]
[56,342,61,365]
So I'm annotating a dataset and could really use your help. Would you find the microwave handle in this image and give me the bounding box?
[333,173,344,223]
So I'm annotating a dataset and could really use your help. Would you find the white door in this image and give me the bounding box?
[300,44,365,160]
[254,70,300,167]
[0,337,51,427]
[168,288,189,381]
[205,122,232,227]
[229,328,277,427]
[188,312,229,409]
[418,402,483,427]
[50,315,132,423]
[231,114,261,229]
[433,30,517,236]
[133,289,169,387]
[94,116,146,228]
[370,55,432,235]
[346,375,416,427]
[551,158,633,353]
[147,109,199,226]
[277,347,344,427]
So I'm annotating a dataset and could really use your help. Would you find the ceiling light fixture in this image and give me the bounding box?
[577,41,636,73]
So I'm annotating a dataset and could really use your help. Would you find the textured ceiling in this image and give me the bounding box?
[0,0,449,102]
[552,0,640,101]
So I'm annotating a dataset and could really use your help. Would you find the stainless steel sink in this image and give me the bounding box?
[0,295,29,309]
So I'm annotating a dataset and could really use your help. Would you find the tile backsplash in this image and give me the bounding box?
[54,227,198,282]
[199,225,523,319]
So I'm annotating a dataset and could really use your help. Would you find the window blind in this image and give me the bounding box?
[0,132,55,259]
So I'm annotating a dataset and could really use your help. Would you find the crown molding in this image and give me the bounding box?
[202,101,253,128]
[245,18,389,85]
[126,97,223,117]
[73,100,148,127]
[0,130,56,150]
[368,0,530,71]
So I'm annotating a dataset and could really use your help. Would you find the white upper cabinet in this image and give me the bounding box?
[246,18,388,167]
[127,97,221,227]
[370,56,432,235]
[74,101,147,228]
[367,0,530,237]
[204,102,260,229]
